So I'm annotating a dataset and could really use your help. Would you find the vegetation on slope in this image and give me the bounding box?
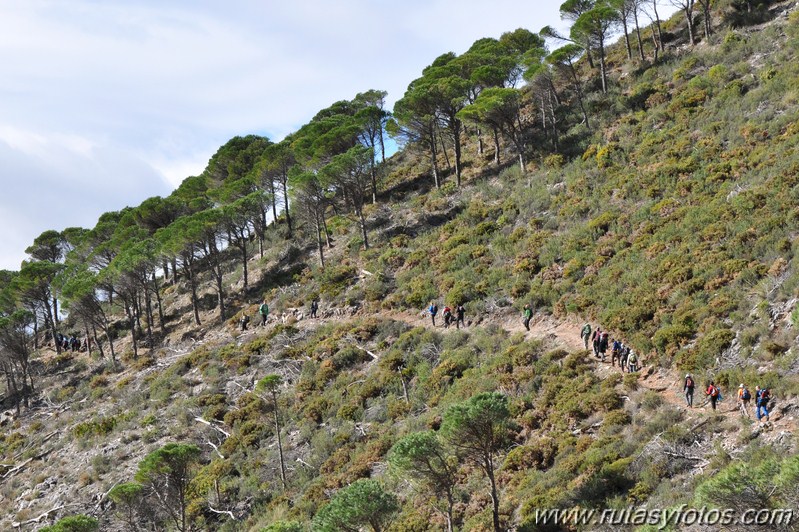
[2,1,799,531]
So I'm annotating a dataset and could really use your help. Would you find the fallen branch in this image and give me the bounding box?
[208,505,237,521]
[12,504,65,528]
[352,343,378,360]
[206,440,225,460]
[13,430,59,461]
[92,480,121,513]
[296,457,314,468]
[195,417,231,438]
[663,450,705,461]
[2,457,32,479]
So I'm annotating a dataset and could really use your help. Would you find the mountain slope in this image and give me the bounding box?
[4,3,799,532]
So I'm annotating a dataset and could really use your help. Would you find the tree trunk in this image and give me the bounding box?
[452,120,462,187]
[598,33,608,93]
[445,494,454,532]
[242,241,249,290]
[652,25,660,62]
[570,65,590,129]
[315,216,325,268]
[185,260,201,326]
[273,394,287,489]
[684,2,696,46]
[439,132,451,172]
[32,319,38,350]
[492,128,500,165]
[540,96,547,137]
[104,325,116,365]
[621,16,632,59]
[548,91,559,149]
[214,265,225,321]
[634,9,645,61]
[282,175,292,237]
[269,178,278,226]
[143,286,154,349]
[52,295,59,330]
[152,272,165,333]
[358,208,369,250]
[700,1,711,40]
[321,214,332,248]
[486,454,501,532]
[45,302,59,356]
[653,1,664,51]
[430,137,440,189]
[370,159,378,204]
[378,127,386,163]
[126,301,138,359]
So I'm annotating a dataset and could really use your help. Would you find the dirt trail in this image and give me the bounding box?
[265,306,797,438]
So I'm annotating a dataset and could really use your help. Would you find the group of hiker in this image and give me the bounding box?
[580,323,639,373]
[580,323,775,421]
[240,300,271,331]
[54,332,88,353]
[690,377,772,421]
[240,299,321,331]
[428,301,466,329]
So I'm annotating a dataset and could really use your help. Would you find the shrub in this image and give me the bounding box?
[40,515,98,532]
[640,391,664,411]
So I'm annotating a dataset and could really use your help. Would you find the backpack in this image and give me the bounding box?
[761,389,770,402]
[710,385,718,398]
[259,303,268,314]
[742,388,751,401]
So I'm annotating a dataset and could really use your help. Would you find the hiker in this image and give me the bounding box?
[428,301,438,326]
[598,332,609,362]
[737,384,751,418]
[620,345,629,372]
[310,299,319,319]
[580,323,592,349]
[706,381,720,411]
[627,350,638,372]
[684,374,695,407]
[755,386,771,422]
[611,339,622,367]
[523,304,533,331]
[239,313,250,331]
[443,306,452,328]
[455,303,465,329]
[259,300,269,327]
[592,328,601,357]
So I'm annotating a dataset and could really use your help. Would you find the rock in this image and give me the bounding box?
[0,410,15,426]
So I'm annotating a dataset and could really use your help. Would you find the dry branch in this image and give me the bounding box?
[206,440,225,460]
[208,505,237,521]
[12,504,65,528]
[195,417,231,438]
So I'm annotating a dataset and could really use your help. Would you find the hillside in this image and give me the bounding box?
[4,1,799,531]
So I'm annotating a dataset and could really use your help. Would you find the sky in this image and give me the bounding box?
[0,0,674,271]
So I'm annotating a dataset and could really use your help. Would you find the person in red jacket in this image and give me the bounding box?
[706,381,720,410]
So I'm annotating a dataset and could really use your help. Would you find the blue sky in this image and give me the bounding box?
[0,1,675,270]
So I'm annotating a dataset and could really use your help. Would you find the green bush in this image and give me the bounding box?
[40,515,98,532]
